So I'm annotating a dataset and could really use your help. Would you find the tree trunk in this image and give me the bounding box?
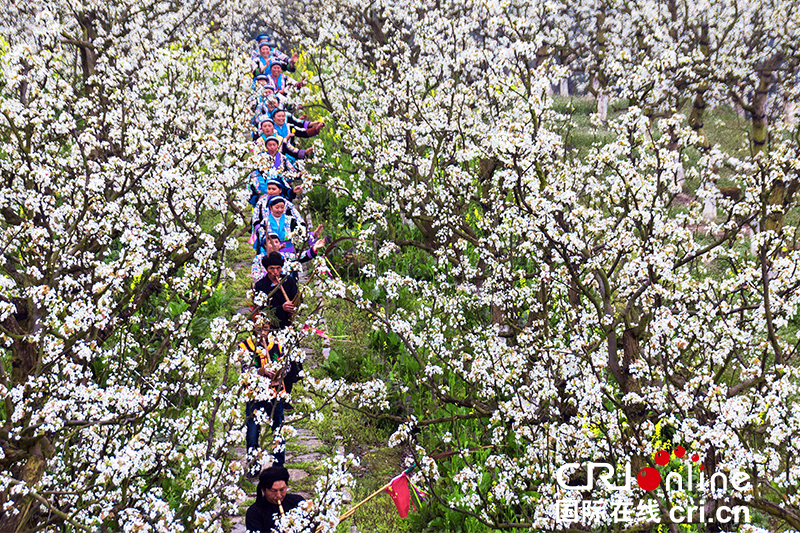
[752,65,772,154]
[765,180,786,232]
[1,438,54,533]
[667,126,684,189]
[78,12,99,82]
[4,308,38,384]
[755,54,784,232]
[688,23,710,150]
[702,195,717,224]
[784,97,796,126]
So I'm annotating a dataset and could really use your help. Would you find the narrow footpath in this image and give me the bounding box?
[227,249,348,532]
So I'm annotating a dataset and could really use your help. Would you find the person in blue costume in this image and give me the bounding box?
[265,62,290,95]
[251,182,300,247]
[251,193,304,255]
[261,135,296,174]
[255,118,277,147]
[272,109,324,149]
[247,168,269,207]
[265,196,303,253]
[252,91,277,126]
[256,119,314,162]
[257,136,307,206]
[249,79,275,136]
[250,80,273,119]
[252,40,298,77]
[247,137,299,206]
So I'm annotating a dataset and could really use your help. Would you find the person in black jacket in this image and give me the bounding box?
[254,252,298,330]
[246,466,305,533]
[253,252,304,404]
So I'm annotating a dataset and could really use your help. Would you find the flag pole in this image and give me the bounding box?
[312,481,391,533]
[315,466,417,532]
[324,255,342,280]
[337,480,393,522]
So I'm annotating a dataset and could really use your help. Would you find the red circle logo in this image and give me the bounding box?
[636,467,662,491]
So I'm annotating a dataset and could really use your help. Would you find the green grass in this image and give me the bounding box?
[701,103,752,158]
[337,447,413,533]
[551,95,754,169]
[551,95,624,159]
[225,233,257,307]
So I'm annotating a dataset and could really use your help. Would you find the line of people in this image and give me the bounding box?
[240,33,327,533]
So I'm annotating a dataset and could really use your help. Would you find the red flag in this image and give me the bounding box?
[385,472,412,517]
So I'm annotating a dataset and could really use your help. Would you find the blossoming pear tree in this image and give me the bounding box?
[0,1,264,531]
[273,0,800,528]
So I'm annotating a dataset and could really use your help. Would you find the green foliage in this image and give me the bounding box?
[551,96,620,159]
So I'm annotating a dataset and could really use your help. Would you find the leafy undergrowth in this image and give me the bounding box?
[300,296,415,532]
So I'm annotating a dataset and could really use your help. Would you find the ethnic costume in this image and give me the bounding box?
[241,335,288,470]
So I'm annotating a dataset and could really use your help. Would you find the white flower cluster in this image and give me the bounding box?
[273,454,359,533]
[266,0,800,527]
[0,0,255,531]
